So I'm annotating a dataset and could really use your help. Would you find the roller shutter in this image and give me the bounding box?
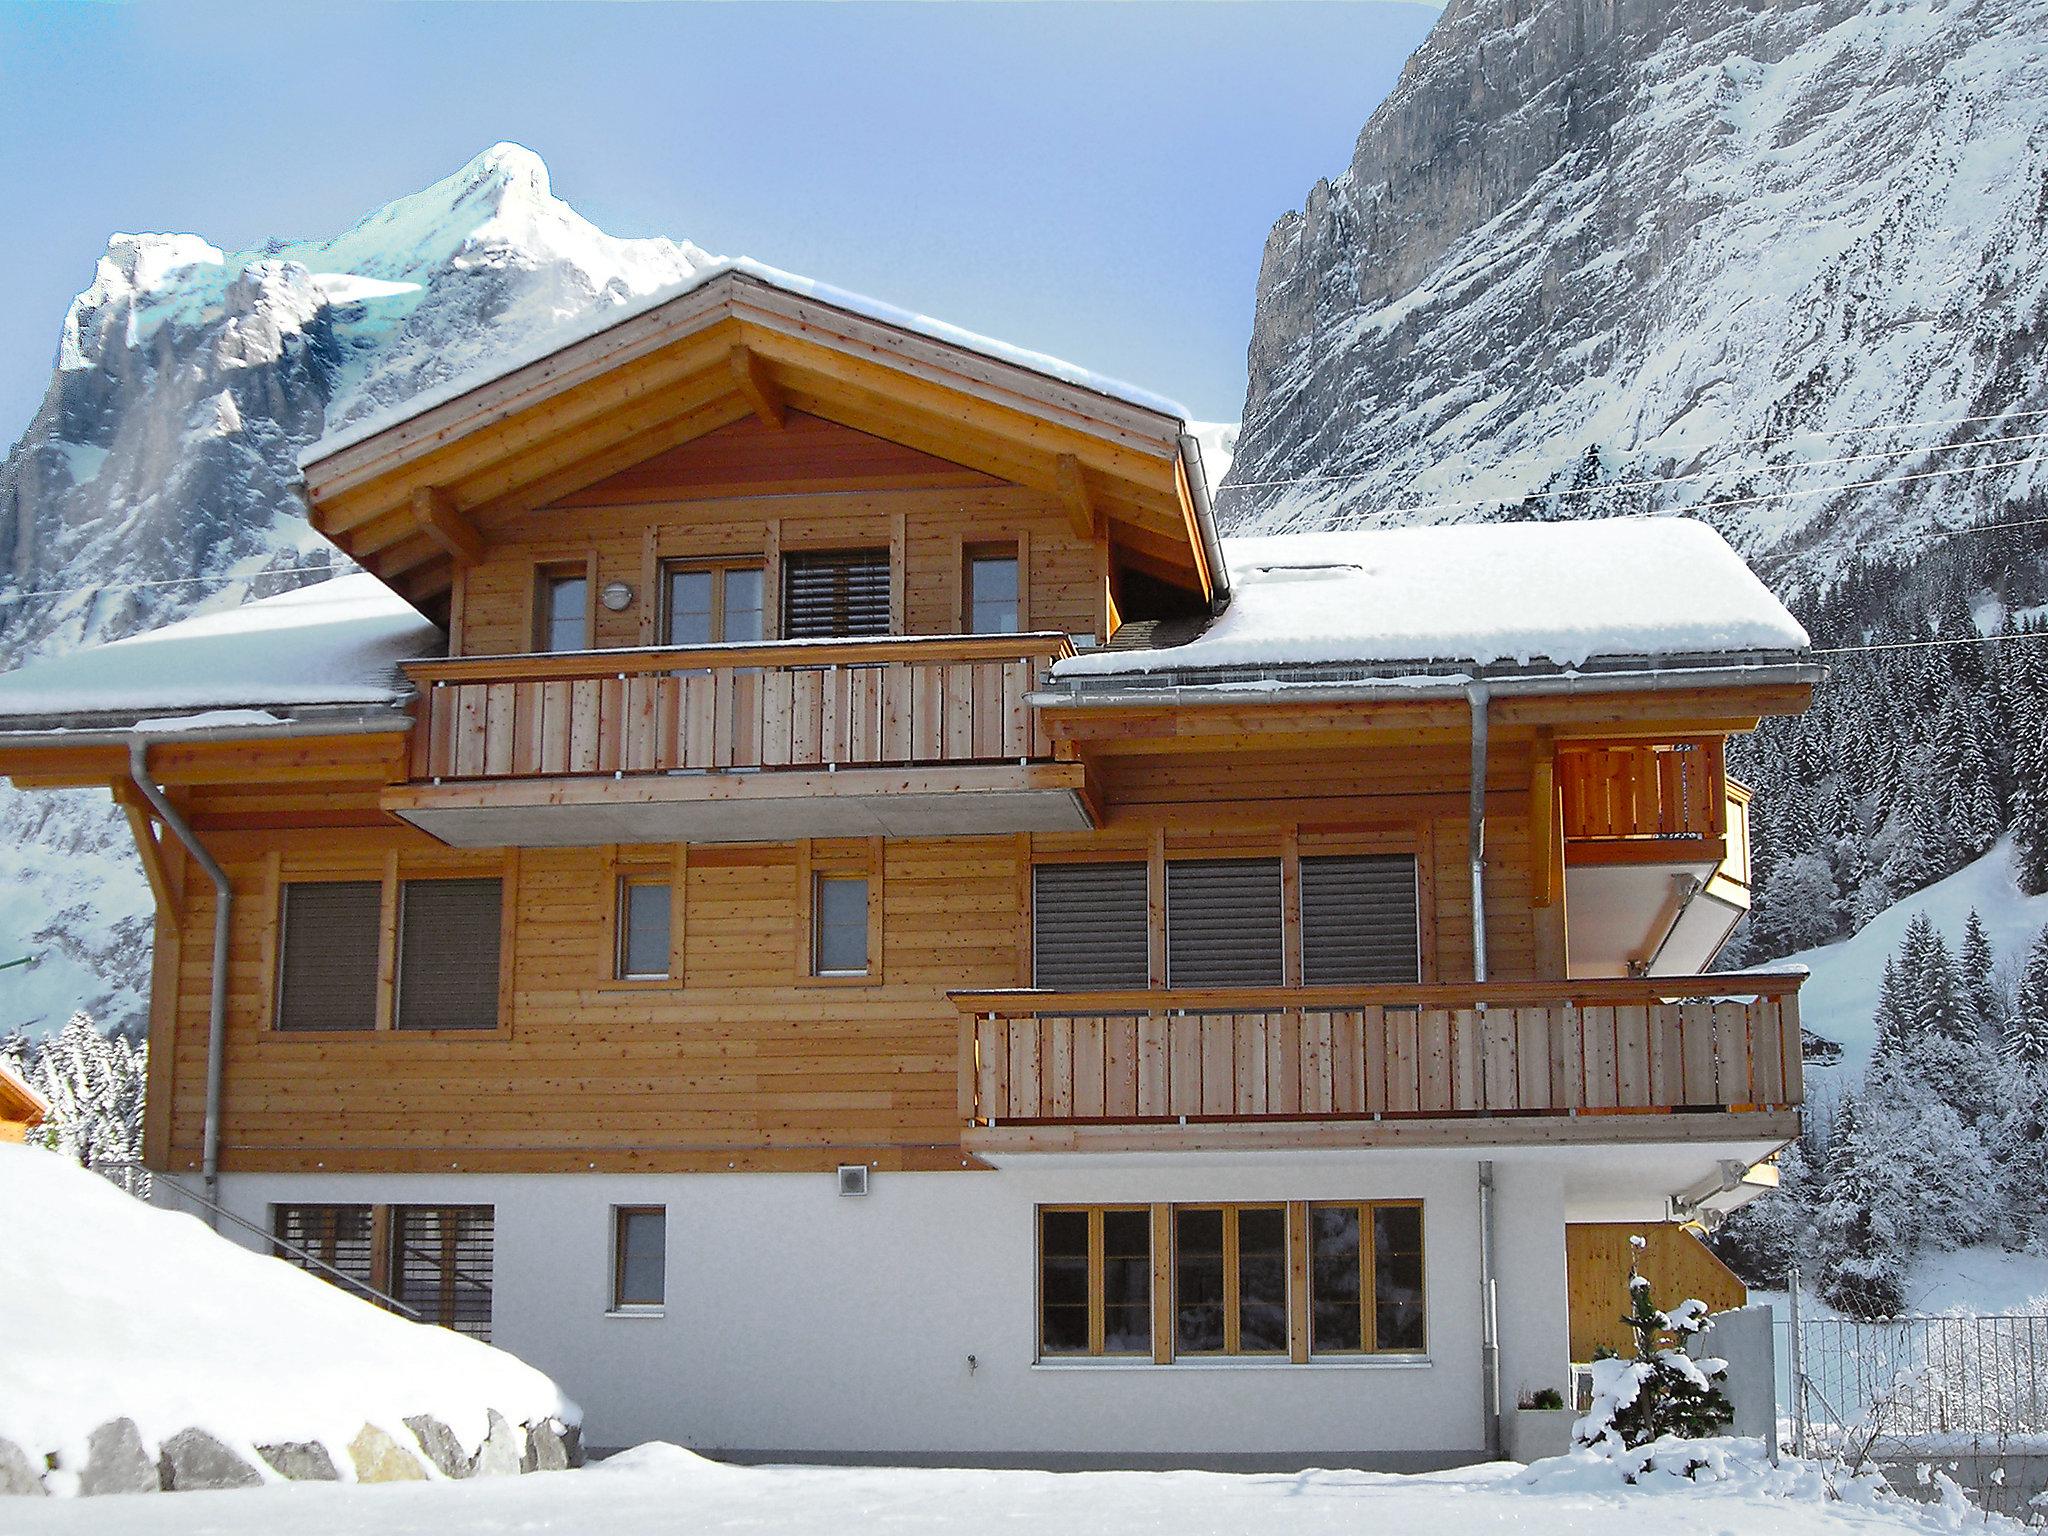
[782,549,890,638]
[1167,858,1283,986]
[1033,862,1149,988]
[275,881,380,1032]
[395,878,504,1032]
[1300,855,1420,984]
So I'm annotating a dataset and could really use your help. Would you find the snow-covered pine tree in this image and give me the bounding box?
[1575,1235,1732,1461]
[1960,910,2003,1037]
[0,1012,148,1182]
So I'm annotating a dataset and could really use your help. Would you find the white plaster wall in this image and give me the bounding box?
[218,1152,1571,1466]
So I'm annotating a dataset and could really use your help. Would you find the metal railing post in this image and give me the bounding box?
[1787,1264,1807,1460]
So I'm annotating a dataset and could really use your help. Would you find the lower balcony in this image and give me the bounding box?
[383,634,1093,846]
[950,973,1803,1156]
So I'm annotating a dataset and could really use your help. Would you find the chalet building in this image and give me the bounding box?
[0,264,1819,1468]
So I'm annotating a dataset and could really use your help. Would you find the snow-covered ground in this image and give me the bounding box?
[1785,838,2048,1070]
[3,1440,2014,1536]
[0,1146,574,1492]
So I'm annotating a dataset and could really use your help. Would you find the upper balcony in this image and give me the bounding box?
[950,972,1803,1157]
[380,633,1093,846]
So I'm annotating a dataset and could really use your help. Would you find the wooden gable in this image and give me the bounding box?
[556,411,1002,507]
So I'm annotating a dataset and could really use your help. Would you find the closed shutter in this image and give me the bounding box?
[1167,858,1283,986]
[1033,862,1148,988]
[273,1203,377,1303]
[782,550,890,638]
[393,1205,495,1340]
[276,881,380,1032]
[395,879,503,1032]
[1301,855,1420,984]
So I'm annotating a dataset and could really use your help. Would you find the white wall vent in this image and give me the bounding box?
[837,1164,870,1197]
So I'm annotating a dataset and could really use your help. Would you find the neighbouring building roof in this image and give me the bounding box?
[0,1058,47,1128]
[1053,517,1812,687]
[0,575,442,733]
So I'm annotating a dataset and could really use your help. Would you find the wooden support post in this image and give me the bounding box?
[1054,453,1099,541]
[729,345,787,429]
[412,485,487,567]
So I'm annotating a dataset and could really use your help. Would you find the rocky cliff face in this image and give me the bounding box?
[1223,0,2048,583]
[0,145,718,1035]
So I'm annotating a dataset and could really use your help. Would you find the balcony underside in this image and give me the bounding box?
[383,762,1093,847]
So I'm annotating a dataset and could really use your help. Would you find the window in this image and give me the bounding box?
[1174,1205,1288,1356]
[965,550,1020,634]
[1309,1201,1426,1355]
[536,569,589,653]
[812,874,870,976]
[1166,858,1283,986]
[665,563,764,646]
[1032,862,1148,988]
[273,1203,378,1303]
[782,549,889,638]
[612,1207,667,1310]
[1301,854,1420,984]
[616,877,672,980]
[392,1205,496,1340]
[1038,1206,1152,1358]
[275,881,380,1032]
[395,878,504,1031]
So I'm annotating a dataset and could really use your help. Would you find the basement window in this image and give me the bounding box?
[612,1206,667,1311]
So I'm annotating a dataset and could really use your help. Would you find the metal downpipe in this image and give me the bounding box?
[1466,683,1490,984]
[1479,1158,1502,1460]
[127,741,232,1225]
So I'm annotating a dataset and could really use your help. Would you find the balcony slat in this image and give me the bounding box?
[1712,1001,1750,1105]
[1781,991,1804,1104]
[1616,1003,1651,1106]
[1138,1015,1168,1117]
[1752,995,1786,1105]
[1105,1016,1138,1119]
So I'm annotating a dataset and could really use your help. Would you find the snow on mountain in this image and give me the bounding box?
[0,144,722,1036]
[1221,0,2048,586]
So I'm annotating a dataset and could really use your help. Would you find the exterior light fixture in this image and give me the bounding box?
[600,581,635,612]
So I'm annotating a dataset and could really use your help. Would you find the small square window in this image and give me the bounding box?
[967,552,1020,634]
[613,1207,666,1310]
[537,570,588,653]
[617,879,672,980]
[813,874,869,976]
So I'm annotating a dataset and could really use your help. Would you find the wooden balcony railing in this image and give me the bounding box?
[1560,739,1726,844]
[951,974,1803,1128]
[403,633,1072,782]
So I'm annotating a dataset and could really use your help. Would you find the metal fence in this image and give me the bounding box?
[81,1153,150,1199]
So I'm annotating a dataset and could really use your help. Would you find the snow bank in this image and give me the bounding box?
[0,1145,574,1488]
[0,574,440,723]
[1058,517,1810,677]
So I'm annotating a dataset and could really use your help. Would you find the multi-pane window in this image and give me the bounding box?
[1174,1205,1288,1356]
[1038,1206,1152,1357]
[273,1203,378,1303]
[612,1206,667,1310]
[536,570,588,653]
[965,551,1020,634]
[1166,859,1283,987]
[275,881,381,1032]
[782,549,889,638]
[617,878,672,980]
[1300,855,1420,984]
[812,874,870,976]
[395,878,504,1031]
[665,563,764,646]
[273,1202,497,1341]
[1032,862,1148,988]
[1309,1201,1426,1355]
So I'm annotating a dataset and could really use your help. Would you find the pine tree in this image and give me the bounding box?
[2006,928,2048,1068]
[1576,1237,1732,1456]
[1960,910,2002,1037]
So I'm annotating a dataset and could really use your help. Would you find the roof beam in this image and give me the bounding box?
[412,486,487,567]
[1054,453,1100,541]
[729,346,787,429]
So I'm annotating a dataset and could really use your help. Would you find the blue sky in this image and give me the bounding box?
[0,3,1438,442]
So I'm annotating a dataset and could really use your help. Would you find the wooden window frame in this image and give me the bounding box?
[1036,1203,1154,1360]
[659,557,767,647]
[1170,1202,1291,1358]
[531,555,597,653]
[796,839,883,985]
[1307,1198,1428,1358]
[604,848,686,985]
[610,1205,667,1313]
[960,539,1027,635]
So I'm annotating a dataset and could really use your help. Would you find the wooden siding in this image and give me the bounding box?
[957,977,1804,1127]
[1559,738,1725,847]
[1566,1222,1747,1362]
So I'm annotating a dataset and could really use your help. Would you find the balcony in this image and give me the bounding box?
[950,973,1803,1155]
[381,634,1093,846]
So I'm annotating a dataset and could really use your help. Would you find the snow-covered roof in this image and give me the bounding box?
[303,258,1191,467]
[0,574,441,729]
[1056,517,1810,681]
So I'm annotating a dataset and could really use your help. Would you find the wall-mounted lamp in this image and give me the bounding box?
[600,581,636,612]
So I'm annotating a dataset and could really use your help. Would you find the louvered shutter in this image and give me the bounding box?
[782,550,890,638]
[1033,862,1149,988]
[1300,855,1420,984]
[393,1205,495,1340]
[272,1204,377,1303]
[395,879,503,1032]
[276,881,380,1032]
[1167,858,1283,986]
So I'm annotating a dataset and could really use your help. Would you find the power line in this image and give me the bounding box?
[1,561,346,604]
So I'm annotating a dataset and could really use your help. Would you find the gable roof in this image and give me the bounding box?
[299,262,1225,616]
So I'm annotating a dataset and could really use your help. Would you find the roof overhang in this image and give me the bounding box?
[300,269,1221,614]
[0,1061,47,1129]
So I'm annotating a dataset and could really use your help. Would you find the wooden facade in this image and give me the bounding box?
[0,269,1815,1185]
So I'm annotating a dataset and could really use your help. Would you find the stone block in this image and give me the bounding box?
[79,1419,157,1496]
[405,1416,470,1479]
[258,1441,340,1482]
[471,1412,522,1478]
[158,1428,263,1492]
[0,1438,45,1496]
[349,1424,426,1483]
[523,1420,569,1473]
